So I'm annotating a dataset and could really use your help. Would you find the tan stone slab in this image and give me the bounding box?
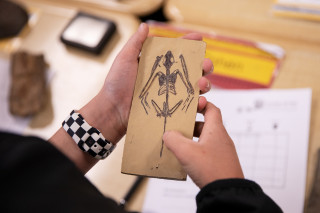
[122,37,206,180]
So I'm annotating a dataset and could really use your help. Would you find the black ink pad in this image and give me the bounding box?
[60,12,116,55]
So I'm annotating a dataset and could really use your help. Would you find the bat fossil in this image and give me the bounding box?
[139,50,195,157]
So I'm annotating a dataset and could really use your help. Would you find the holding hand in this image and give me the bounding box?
[163,102,244,188]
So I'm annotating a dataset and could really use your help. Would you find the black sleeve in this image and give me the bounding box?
[196,179,283,213]
[0,132,130,213]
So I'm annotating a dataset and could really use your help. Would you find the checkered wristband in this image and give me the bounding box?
[62,110,115,160]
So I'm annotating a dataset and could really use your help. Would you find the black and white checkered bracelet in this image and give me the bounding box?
[62,110,115,160]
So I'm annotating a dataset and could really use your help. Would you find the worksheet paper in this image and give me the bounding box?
[142,88,312,213]
[277,0,320,6]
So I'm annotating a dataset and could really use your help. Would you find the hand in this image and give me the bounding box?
[163,102,244,188]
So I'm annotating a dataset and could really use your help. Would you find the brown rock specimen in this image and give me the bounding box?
[10,51,47,117]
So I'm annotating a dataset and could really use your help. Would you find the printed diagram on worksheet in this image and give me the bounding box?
[230,128,289,188]
[218,97,297,189]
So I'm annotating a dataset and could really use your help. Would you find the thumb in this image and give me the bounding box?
[118,23,149,62]
[163,131,195,165]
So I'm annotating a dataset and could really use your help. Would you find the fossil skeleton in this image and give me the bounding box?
[139,50,195,157]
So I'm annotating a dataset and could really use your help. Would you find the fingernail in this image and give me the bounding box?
[163,131,170,140]
[138,23,145,32]
[163,131,168,139]
[206,80,211,90]
[210,66,214,74]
